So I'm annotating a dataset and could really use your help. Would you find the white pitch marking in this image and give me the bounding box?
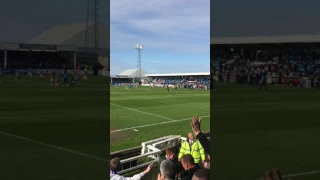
[110,115,210,133]
[0,131,108,162]
[282,170,320,178]
[110,103,174,121]
[255,170,320,180]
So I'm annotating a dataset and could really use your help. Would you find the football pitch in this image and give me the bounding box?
[211,85,320,180]
[0,76,109,180]
[110,86,210,152]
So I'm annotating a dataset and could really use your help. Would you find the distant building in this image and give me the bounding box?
[0,22,109,75]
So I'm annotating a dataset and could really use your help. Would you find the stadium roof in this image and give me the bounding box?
[145,72,210,77]
[211,34,320,45]
[117,68,147,78]
[26,22,109,49]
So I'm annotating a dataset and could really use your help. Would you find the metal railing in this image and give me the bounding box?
[110,132,210,175]
[118,135,182,175]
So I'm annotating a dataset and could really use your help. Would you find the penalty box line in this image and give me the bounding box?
[110,103,174,121]
[282,170,320,178]
[0,131,108,162]
[110,115,210,133]
[110,103,209,133]
[255,170,320,180]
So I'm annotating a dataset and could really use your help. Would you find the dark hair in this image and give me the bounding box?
[110,157,120,170]
[181,154,195,165]
[166,148,175,154]
[193,168,210,180]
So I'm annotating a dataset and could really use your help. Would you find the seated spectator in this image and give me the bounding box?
[110,157,153,180]
[181,154,200,180]
[157,159,176,180]
[178,132,205,165]
[192,168,210,180]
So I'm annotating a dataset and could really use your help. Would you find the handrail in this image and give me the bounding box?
[118,160,158,175]
[120,150,161,164]
[112,132,211,175]
[152,136,182,147]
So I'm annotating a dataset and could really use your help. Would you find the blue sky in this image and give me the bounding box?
[110,0,210,75]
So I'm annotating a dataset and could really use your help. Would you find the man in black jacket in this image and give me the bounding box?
[190,115,210,154]
[159,148,184,173]
[181,154,200,180]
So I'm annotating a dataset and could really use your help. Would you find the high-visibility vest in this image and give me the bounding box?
[178,140,205,163]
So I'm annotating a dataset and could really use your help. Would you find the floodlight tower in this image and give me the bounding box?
[85,0,99,54]
[135,45,144,81]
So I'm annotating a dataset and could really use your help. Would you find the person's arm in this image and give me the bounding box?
[190,115,210,154]
[195,131,210,154]
[116,163,153,180]
[116,173,144,180]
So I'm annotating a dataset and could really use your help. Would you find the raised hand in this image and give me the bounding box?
[190,115,201,135]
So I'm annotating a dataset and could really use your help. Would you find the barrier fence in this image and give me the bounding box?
[110,133,210,177]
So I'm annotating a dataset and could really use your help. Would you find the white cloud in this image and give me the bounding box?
[110,0,210,54]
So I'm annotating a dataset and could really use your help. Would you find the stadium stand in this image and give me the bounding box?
[110,68,147,86]
[211,36,320,88]
[110,70,211,90]
[0,22,109,76]
[145,72,210,90]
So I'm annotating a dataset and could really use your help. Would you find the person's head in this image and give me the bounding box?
[192,168,210,180]
[166,148,175,160]
[110,157,120,171]
[188,132,194,141]
[160,159,176,180]
[181,154,195,170]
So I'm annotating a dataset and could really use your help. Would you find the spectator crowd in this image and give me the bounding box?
[111,76,211,90]
[211,46,320,88]
[148,77,210,89]
[110,115,210,180]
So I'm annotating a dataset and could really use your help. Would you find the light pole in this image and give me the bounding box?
[135,44,143,84]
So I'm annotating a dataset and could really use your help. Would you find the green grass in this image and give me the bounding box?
[110,86,210,152]
[0,75,109,180]
[211,84,320,180]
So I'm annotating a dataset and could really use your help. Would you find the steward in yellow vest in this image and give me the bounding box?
[178,133,205,164]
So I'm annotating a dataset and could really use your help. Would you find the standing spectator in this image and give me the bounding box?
[160,148,184,174]
[178,132,205,165]
[190,115,210,154]
[191,168,210,180]
[181,154,200,180]
[157,159,176,180]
